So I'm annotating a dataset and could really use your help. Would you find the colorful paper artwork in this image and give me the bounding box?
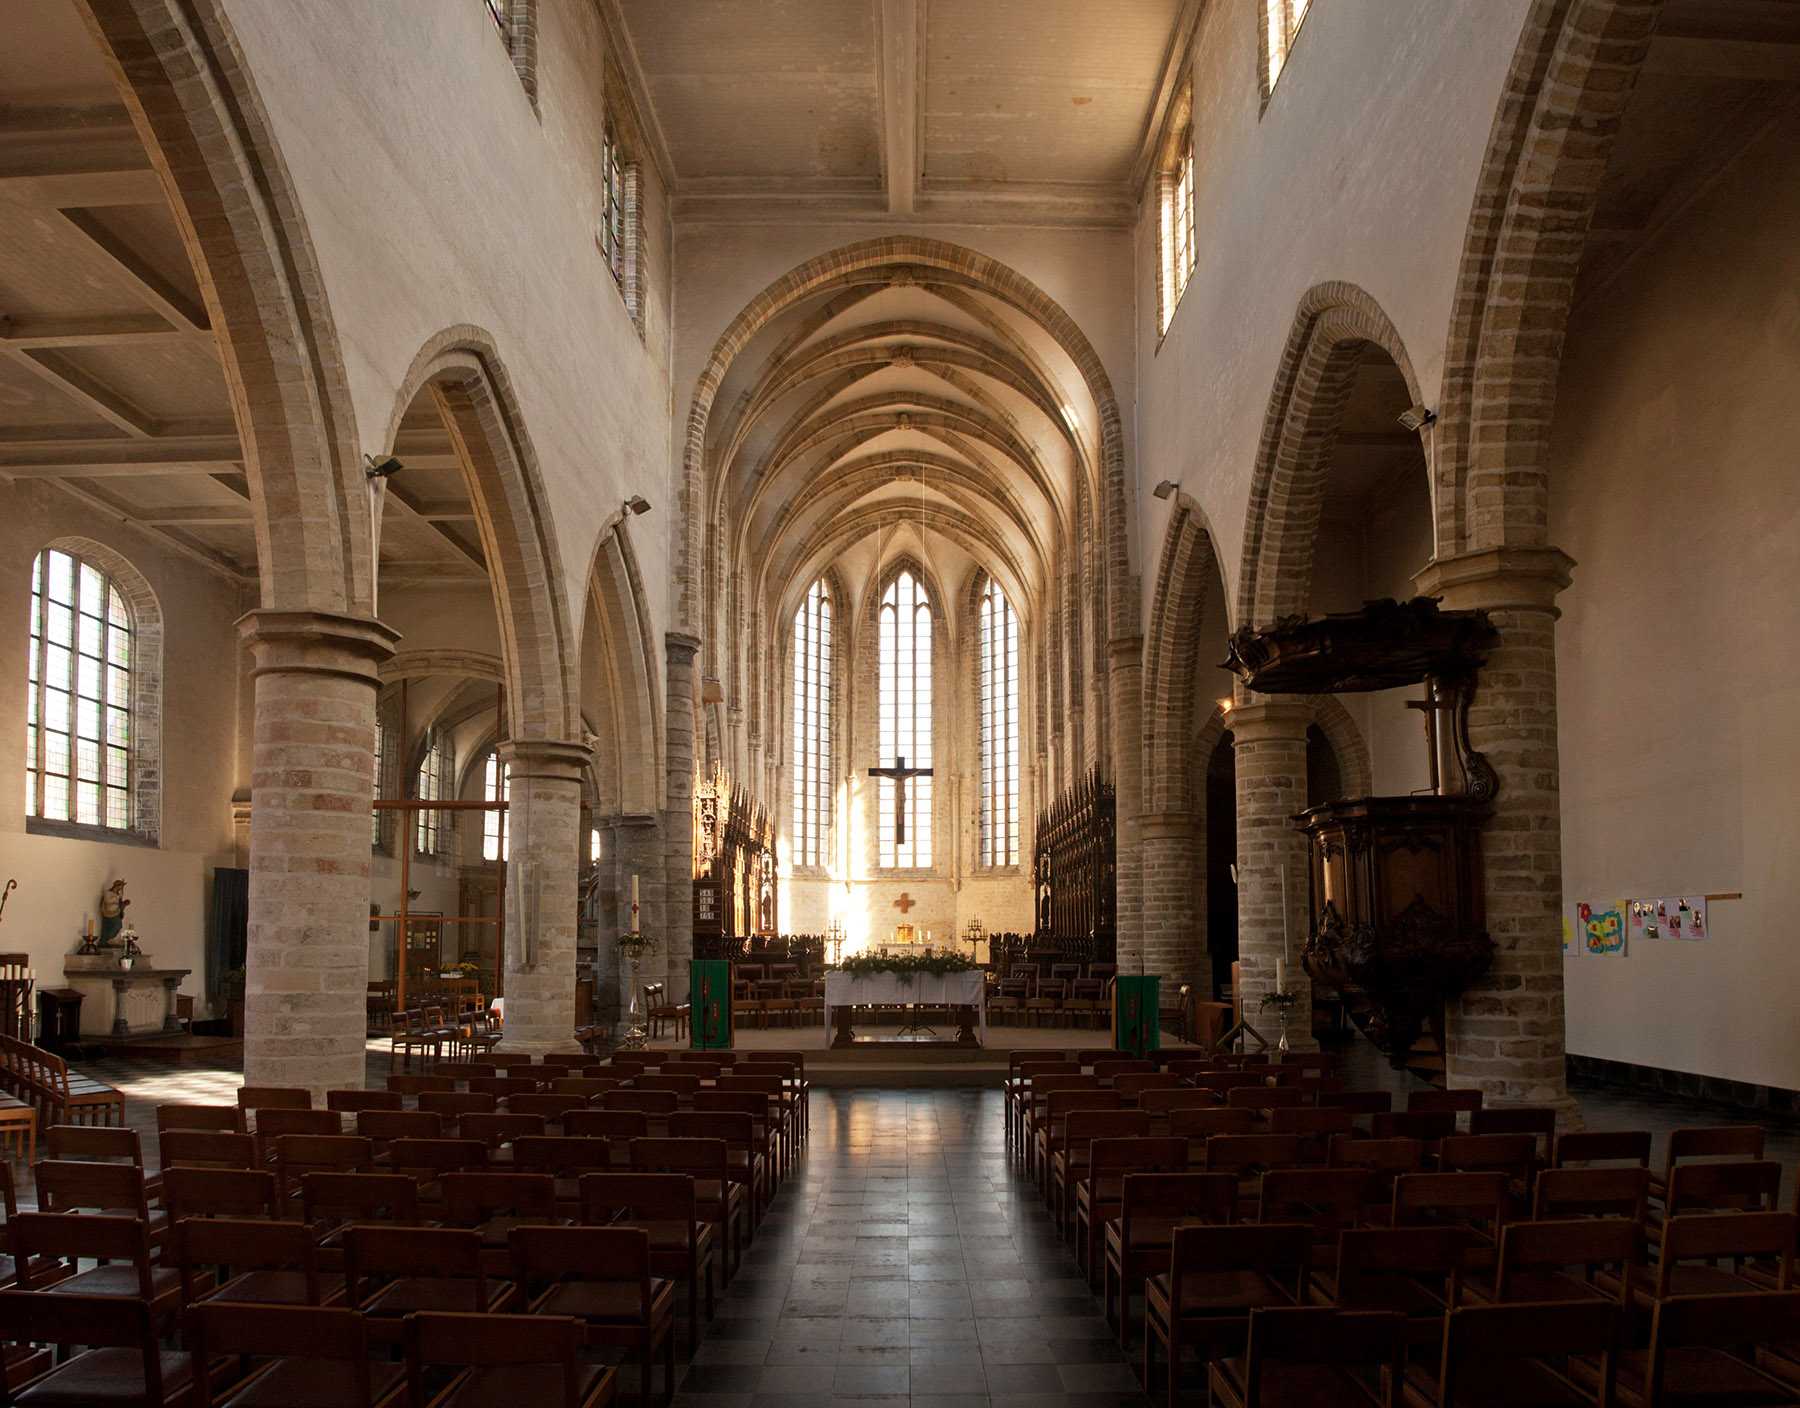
[1578,900,1627,956]
[1627,896,1707,943]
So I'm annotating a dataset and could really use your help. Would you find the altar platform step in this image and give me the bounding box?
[91,1034,244,1065]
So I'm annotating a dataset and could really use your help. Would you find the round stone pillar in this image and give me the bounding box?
[494,737,591,1056]
[237,609,399,1097]
[1416,547,1578,1119]
[662,632,701,1005]
[1139,811,1205,994]
[1227,699,1316,1051]
[1109,636,1145,968]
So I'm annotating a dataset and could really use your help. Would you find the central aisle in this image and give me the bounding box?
[675,1087,1153,1407]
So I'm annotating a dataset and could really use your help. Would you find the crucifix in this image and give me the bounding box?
[867,754,934,844]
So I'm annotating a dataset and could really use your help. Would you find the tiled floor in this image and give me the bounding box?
[677,1086,1150,1408]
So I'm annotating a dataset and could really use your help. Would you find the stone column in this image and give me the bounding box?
[609,814,664,1041]
[1228,699,1316,1051]
[237,609,399,1097]
[1109,636,1145,968]
[1139,812,1204,994]
[663,632,701,1005]
[1416,547,1577,1118]
[494,737,590,1056]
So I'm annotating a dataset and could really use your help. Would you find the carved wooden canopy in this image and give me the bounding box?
[1224,597,1498,694]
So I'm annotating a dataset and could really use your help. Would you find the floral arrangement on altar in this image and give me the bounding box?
[833,950,978,981]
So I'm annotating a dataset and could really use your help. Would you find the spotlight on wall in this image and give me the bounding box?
[364,454,405,479]
[1152,479,1179,500]
[1218,697,1234,712]
[1397,405,1437,432]
[624,495,652,515]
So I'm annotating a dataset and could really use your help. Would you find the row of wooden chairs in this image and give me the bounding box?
[0,1031,123,1137]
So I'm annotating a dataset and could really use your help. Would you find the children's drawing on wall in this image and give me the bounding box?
[1626,896,1708,944]
[1578,900,1626,955]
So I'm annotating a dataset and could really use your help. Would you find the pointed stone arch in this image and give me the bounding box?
[581,518,663,819]
[1238,283,1427,632]
[1143,494,1226,817]
[382,328,578,749]
[76,0,371,615]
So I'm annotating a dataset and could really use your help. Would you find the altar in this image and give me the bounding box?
[824,968,986,1047]
[63,956,190,1038]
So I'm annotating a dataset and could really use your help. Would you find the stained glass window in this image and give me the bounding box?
[978,578,1020,867]
[482,752,509,862]
[791,579,833,867]
[878,570,932,868]
[26,548,133,831]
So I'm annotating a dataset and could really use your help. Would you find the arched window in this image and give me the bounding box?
[482,752,509,862]
[1263,0,1311,98]
[878,569,932,868]
[791,579,833,867]
[978,578,1020,867]
[416,730,450,856]
[26,547,134,831]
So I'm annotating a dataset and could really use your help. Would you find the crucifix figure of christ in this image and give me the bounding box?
[867,754,934,845]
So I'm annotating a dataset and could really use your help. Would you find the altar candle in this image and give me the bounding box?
[1279,864,1292,961]
[630,874,639,929]
[1275,958,1287,993]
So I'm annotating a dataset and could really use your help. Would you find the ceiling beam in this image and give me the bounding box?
[132,505,255,525]
[1643,35,1800,81]
[51,477,251,581]
[57,208,210,332]
[382,481,487,572]
[0,435,241,476]
[878,0,921,216]
[0,344,158,436]
[0,313,179,348]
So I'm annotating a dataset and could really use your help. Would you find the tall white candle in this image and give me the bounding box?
[1279,864,1292,961]
[630,874,639,931]
[1275,958,1287,993]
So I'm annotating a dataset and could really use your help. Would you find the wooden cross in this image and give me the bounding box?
[867,754,934,844]
[893,892,916,915]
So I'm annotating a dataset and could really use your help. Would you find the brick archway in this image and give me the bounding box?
[382,329,579,749]
[1237,282,1427,631]
[77,0,371,616]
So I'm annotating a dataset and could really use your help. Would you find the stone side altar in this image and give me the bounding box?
[63,955,190,1038]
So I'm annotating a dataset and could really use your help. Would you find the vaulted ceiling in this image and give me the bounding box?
[607,0,1200,225]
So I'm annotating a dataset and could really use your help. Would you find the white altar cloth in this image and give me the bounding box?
[824,969,986,1041]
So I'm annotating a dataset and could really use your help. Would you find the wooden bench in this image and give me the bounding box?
[0,1033,123,1130]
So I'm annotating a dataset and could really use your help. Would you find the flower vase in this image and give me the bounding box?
[620,952,648,1050]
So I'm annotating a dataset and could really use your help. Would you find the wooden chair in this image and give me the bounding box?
[1103,1171,1238,1342]
[1328,1135,1427,1220]
[1407,1298,1617,1408]
[325,1089,404,1114]
[1205,1133,1305,1204]
[1144,1222,1314,1408]
[403,1310,615,1408]
[388,1137,489,1208]
[416,1091,497,1134]
[1032,1088,1124,1188]
[1169,1105,1256,1164]
[1373,1110,1458,1143]
[7,1211,182,1319]
[1462,1216,1639,1309]
[510,1136,614,1217]
[628,1136,747,1281]
[0,1290,194,1406]
[692,1091,780,1191]
[643,983,690,1041]
[511,1092,588,1125]
[163,1166,282,1223]
[1439,1132,1540,1210]
[187,1301,403,1408]
[1256,1167,1369,1268]
[1324,1225,1466,1348]
[355,1109,445,1162]
[174,1215,344,1308]
[1390,1172,1511,1272]
[301,1171,423,1270]
[1601,1210,1797,1311]
[44,1125,160,1201]
[32,1159,166,1248]
[1651,1127,1767,1203]
[439,1170,563,1275]
[271,1133,375,1206]
[549,1077,622,1099]
[156,1103,243,1134]
[159,1129,257,1171]
[236,1085,312,1115]
[580,1171,718,1351]
[1602,1291,1800,1408]
[1210,1304,1406,1408]
[1469,1106,1558,1163]
[1053,1109,1150,1237]
[1555,1129,1652,1169]
[1268,1106,1355,1163]
[1004,1058,1079,1151]
[249,1108,341,1162]
[1408,1088,1482,1117]
[1533,1164,1652,1221]
[342,1225,514,1344]
[565,1108,648,1160]
[669,1111,766,1228]
[511,1224,674,1406]
[385,1074,457,1098]
[1076,1135,1190,1286]
[457,1112,548,1161]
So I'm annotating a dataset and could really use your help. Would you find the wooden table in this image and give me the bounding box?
[824,969,986,1047]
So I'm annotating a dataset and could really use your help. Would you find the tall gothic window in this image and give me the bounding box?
[482,752,509,862]
[878,569,932,868]
[26,547,133,830]
[371,720,389,850]
[1264,0,1311,96]
[416,730,450,856]
[978,579,1020,867]
[791,579,832,867]
[1158,128,1195,335]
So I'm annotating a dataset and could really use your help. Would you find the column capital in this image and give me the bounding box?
[664,631,702,663]
[1107,634,1143,667]
[1224,699,1314,744]
[235,609,401,683]
[1413,546,1575,613]
[498,736,591,783]
[1139,810,1201,840]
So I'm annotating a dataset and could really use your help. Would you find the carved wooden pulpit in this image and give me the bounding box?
[1226,597,1500,1068]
